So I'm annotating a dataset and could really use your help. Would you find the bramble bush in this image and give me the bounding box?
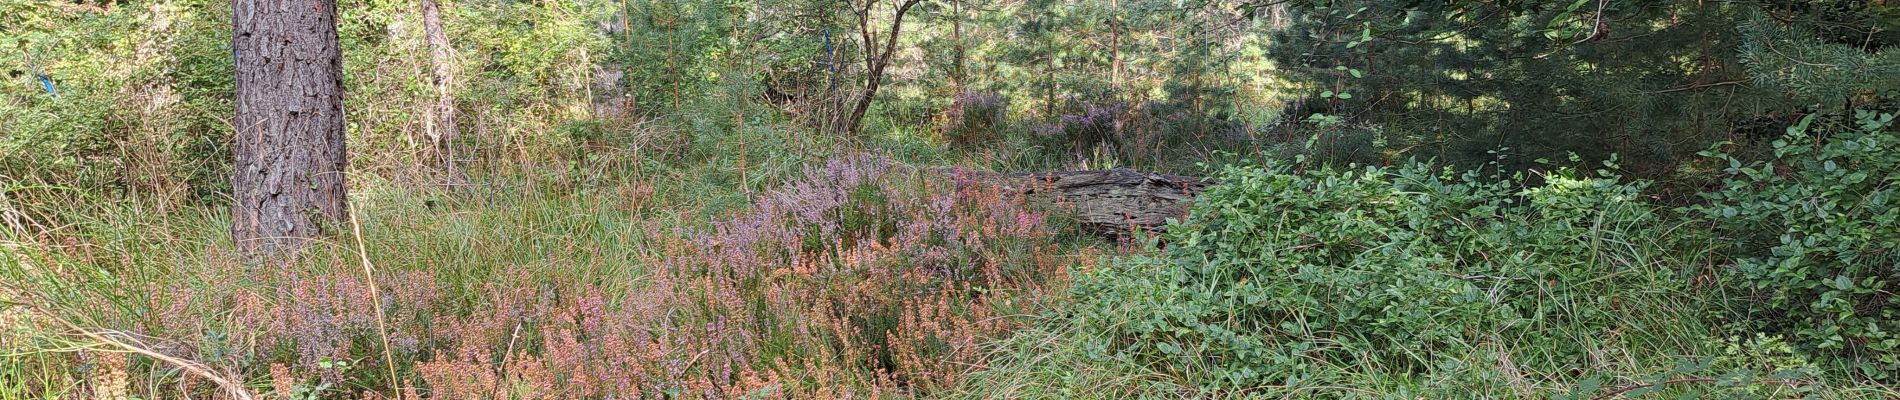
[1046,159,1755,395]
[1694,110,1900,379]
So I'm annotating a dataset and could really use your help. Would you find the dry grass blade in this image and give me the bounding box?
[348,201,404,393]
[1,284,255,400]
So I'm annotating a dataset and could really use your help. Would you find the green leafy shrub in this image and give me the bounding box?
[1064,159,1708,392]
[1694,110,1900,378]
[1,1,233,205]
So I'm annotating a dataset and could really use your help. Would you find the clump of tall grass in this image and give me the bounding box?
[1,153,1086,398]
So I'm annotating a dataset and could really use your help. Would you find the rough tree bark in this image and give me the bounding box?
[959,168,1212,236]
[231,0,349,259]
[833,0,922,135]
[420,0,463,186]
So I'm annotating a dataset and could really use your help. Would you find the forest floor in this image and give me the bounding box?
[10,144,1899,398]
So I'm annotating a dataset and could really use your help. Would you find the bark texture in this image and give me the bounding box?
[420,0,463,186]
[958,168,1211,236]
[231,0,349,258]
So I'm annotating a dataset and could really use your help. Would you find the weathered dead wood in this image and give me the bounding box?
[948,168,1212,236]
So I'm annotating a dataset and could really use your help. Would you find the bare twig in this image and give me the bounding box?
[1570,0,1609,46]
[1641,79,1748,95]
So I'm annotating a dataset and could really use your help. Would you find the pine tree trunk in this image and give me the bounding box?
[231,0,349,259]
[421,0,463,187]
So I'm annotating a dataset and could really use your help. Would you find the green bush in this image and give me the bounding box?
[1062,159,1713,392]
[1,1,232,204]
[1694,110,1900,378]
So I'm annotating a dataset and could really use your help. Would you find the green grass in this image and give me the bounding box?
[0,130,1080,398]
[2,169,655,397]
[6,105,1898,399]
[0,127,839,397]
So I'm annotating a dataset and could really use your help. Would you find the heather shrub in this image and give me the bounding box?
[1001,99,1259,174]
[627,154,1078,396]
[941,91,1009,150]
[349,155,1080,398]
[1693,110,1900,379]
[2,153,1081,398]
[1035,102,1125,158]
[1119,100,1255,169]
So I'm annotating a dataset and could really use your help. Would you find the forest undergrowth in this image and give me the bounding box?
[6,0,1900,398]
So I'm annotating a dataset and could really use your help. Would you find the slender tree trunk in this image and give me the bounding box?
[421,0,463,187]
[835,0,921,135]
[1044,51,1055,116]
[1109,0,1123,145]
[1109,0,1120,91]
[665,10,681,110]
[729,4,749,194]
[231,0,349,259]
[950,0,965,92]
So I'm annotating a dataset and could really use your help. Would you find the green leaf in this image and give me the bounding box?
[1349,68,1363,78]
[1321,90,1335,98]
[1844,172,1868,184]
[1570,376,1603,398]
[1336,92,1353,99]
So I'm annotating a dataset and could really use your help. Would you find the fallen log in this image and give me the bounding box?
[950,167,1213,236]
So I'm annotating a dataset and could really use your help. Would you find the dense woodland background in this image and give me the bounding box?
[2,0,1898,398]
